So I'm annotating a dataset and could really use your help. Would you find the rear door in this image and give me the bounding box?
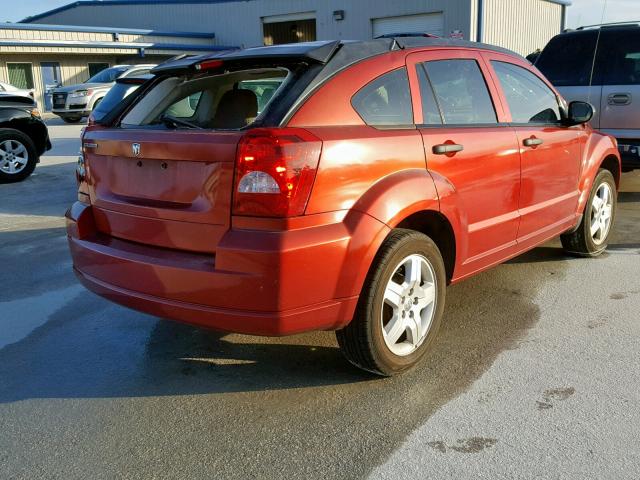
[594,27,640,139]
[485,53,584,242]
[406,49,522,268]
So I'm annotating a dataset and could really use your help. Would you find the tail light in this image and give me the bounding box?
[233,128,322,217]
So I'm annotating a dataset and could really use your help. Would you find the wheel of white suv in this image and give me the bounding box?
[0,129,38,183]
[336,229,446,376]
[561,169,617,256]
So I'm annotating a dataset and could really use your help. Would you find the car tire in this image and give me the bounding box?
[561,168,617,257]
[62,117,82,124]
[0,129,38,183]
[336,229,446,376]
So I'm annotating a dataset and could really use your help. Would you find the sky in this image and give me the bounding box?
[2,0,640,27]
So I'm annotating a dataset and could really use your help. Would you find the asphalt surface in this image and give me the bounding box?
[1,118,639,479]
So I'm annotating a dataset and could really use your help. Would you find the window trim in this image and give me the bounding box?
[350,66,415,129]
[490,59,563,126]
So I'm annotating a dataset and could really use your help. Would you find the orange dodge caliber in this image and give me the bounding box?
[67,38,620,375]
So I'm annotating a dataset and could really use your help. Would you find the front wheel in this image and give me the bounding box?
[0,129,38,183]
[561,169,617,256]
[336,229,446,376]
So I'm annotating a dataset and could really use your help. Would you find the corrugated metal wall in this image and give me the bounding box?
[0,54,119,109]
[481,0,562,55]
[29,0,476,47]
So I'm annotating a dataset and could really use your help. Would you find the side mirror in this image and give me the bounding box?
[566,101,594,126]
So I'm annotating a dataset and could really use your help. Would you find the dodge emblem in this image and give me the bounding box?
[132,143,141,156]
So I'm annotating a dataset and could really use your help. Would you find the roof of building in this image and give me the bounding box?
[23,0,571,24]
[21,0,253,23]
[0,23,236,54]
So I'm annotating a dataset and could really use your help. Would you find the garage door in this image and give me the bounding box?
[372,13,444,38]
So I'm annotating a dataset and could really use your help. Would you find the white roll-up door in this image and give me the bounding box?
[372,13,444,38]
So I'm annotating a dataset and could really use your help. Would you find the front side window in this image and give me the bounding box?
[492,61,561,124]
[351,68,413,126]
[421,59,497,125]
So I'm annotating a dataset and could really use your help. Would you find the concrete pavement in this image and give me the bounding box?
[0,119,639,479]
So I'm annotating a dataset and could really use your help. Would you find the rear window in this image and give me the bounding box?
[536,31,598,86]
[120,68,289,130]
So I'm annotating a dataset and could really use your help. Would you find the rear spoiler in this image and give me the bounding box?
[151,40,341,75]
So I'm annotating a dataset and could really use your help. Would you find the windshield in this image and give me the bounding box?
[120,68,288,130]
[87,66,129,84]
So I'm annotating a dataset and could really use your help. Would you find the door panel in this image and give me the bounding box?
[421,127,521,261]
[407,50,521,266]
[485,54,584,241]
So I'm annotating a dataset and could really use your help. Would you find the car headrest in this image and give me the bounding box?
[210,88,258,129]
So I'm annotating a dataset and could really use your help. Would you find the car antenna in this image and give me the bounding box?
[390,38,404,51]
[587,0,608,108]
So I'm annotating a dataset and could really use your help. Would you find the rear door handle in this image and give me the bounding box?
[608,93,632,105]
[432,143,464,155]
[523,137,543,147]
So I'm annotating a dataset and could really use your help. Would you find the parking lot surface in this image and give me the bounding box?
[1,119,639,479]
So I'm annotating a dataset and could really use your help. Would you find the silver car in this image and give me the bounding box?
[51,64,155,123]
[536,23,640,171]
[0,81,34,100]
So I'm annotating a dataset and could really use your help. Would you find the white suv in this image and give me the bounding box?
[51,64,155,123]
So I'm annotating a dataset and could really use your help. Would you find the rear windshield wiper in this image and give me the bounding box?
[160,114,203,130]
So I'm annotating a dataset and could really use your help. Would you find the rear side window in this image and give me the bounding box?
[420,59,496,125]
[492,61,561,124]
[92,82,143,121]
[536,32,598,86]
[351,68,413,126]
[595,28,640,85]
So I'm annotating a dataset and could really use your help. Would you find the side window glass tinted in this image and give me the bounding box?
[352,68,413,126]
[596,29,640,85]
[422,59,497,125]
[416,64,443,125]
[536,31,598,86]
[492,61,560,124]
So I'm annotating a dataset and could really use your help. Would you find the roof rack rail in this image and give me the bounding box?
[576,21,640,30]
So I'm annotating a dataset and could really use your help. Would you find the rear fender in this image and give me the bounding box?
[336,169,461,300]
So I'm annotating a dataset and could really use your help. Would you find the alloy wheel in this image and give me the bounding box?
[590,182,613,245]
[381,254,437,356]
[0,139,29,175]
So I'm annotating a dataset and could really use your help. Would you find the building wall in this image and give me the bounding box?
[27,0,476,47]
[0,54,171,110]
[481,0,563,55]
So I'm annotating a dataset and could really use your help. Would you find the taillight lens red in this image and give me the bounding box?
[233,128,322,217]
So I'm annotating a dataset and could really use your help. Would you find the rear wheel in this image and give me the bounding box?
[0,129,37,183]
[561,169,617,256]
[336,229,446,376]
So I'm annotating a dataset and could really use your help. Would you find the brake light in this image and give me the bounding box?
[195,59,224,71]
[233,128,322,217]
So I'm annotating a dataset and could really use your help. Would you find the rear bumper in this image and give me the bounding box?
[66,202,386,335]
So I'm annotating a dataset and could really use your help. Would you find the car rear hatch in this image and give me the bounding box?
[81,42,341,254]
